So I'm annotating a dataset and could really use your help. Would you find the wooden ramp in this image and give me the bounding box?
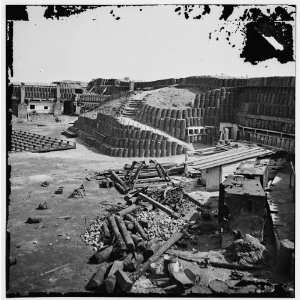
[188,146,274,170]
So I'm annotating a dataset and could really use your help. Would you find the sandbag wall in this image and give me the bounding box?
[77,92,129,113]
[239,130,295,153]
[77,93,110,108]
[193,87,238,143]
[137,104,209,143]
[194,87,239,124]
[176,76,294,90]
[134,78,176,90]
[75,114,187,157]
[245,76,295,88]
[237,87,295,119]
[177,77,248,90]
[235,86,295,152]
[236,115,295,135]
[87,78,131,95]
[24,85,57,100]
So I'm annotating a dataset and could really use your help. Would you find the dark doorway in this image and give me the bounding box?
[63,101,75,115]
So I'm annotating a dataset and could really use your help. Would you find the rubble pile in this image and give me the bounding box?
[80,205,190,294]
[69,184,85,198]
[82,217,106,251]
[147,186,197,215]
[79,161,200,294]
[136,210,187,240]
[78,156,288,295]
[225,234,268,266]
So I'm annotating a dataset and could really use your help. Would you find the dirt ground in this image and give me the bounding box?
[7,115,295,296]
[144,87,196,108]
[7,115,188,296]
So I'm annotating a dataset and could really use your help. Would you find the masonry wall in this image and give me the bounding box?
[27,101,55,114]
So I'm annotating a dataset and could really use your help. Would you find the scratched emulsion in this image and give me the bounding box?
[239,7,295,64]
[173,4,295,65]
[42,5,98,20]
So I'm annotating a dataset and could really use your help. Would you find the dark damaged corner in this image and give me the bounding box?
[174,4,295,65]
[239,6,295,64]
[240,21,294,64]
[6,5,28,21]
[43,5,98,20]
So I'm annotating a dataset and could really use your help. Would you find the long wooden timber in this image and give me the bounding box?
[188,147,264,165]
[188,147,269,164]
[189,149,273,170]
[188,147,274,170]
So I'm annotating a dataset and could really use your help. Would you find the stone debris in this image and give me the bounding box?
[69,184,85,198]
[225,234,268,266]
[136,210,187,240]
[25,217,42,224]
[54,186,64,194]
[36,201,48,210]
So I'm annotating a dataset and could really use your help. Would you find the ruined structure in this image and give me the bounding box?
[219,174,267,239]
[11,76,294,156]
[235,159,269,188]
[73,76,295,157]
[11,81,86,116]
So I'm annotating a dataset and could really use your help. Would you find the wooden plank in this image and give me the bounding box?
[138,193,179,218]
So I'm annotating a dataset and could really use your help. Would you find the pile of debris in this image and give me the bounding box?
[81,205,192,294]
[69,184,85,198]
[136,210,187,240]
[225,234,269,266]
[80,158,281,295]
[96,160,186,194]
[80,159,202,294]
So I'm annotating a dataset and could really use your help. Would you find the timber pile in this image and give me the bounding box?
[82,206,194,294]
[81,164,204,294]
[97,160,184,194]
[81,153,285,295]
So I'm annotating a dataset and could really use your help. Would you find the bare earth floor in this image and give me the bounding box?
[7,116,294,296]
[7,116,187,296]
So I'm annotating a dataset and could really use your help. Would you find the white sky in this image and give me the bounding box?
[11,5,295,83]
